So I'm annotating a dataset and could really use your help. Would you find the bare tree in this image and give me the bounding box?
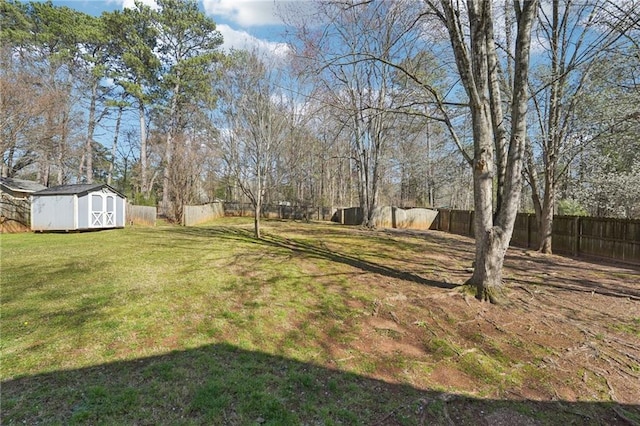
[291,0,426,226]
[423,0,539,302]
[217,51,292,238]
[1,47,42,178]
[525,0,638,253]
[1,1,85,185]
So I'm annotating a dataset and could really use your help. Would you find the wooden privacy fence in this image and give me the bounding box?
[222,202,334,221]
[334,206,439,230]
[180,202,334,225]
[0,195,30,232]
[126,204,157,226]
[183,202,224,226]
[435,209,640,265]
[335,207,364,225]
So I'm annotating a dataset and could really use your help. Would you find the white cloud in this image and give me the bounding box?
[108,0,160,10]
[202,0,283,27]
[218,24,290,58]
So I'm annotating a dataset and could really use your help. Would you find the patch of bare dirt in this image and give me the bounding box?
[293,224,640,423]
[429,365,477,391]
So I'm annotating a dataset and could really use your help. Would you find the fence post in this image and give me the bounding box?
[577,216,582,256]
[572,216,580,256]
[622,220,627,262]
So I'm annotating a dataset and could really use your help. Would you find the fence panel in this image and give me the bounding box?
[0,195,30,232]
[627,221,640,263]
[433,209,639,265]
[579,217,640,263]
[341,207,363,225]
[223,202,251,217]
[127,204,157,226]
[551,216,578,255]
[182,203,224,226]
[449,210,473,237]
[222,203,330,220]
[438,209,451,233]
[511,214,533,249]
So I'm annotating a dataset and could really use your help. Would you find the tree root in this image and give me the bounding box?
[612,405,640,426]
[461,278,510,305]
[476,285,509,305]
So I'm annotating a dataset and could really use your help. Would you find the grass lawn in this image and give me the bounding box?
[1,218,639,425]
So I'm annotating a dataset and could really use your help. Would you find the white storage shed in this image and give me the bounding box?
[31,184,126,231]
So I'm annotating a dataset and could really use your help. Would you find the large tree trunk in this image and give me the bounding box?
[162,130,173,218]
[472,227,510,302]
[486,10,508,217]
[435,0,538,303]
[466,107,503,301]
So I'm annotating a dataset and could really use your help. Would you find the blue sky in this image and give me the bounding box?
[35,1,307,150]
[45,0,294,56]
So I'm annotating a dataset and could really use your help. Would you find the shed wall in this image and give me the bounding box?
[116,197,126,227]
[31,195,76,231]
[78,195,89,229]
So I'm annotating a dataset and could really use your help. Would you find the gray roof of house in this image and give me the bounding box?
[0,177,47,193]
[33,183,126,198]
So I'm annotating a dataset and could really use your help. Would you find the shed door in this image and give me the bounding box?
[91,194,104,227]
[105,195,115,226]
[90,193,117,228]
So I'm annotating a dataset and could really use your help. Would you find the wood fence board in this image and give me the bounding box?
[127,204,157,226]
[434,210,640,265]
[1,195,31,232]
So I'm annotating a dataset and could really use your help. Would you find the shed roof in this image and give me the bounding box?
[33,183,126,198]
[0,177,47,193]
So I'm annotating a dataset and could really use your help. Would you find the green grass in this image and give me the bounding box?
[609,317,640,337]
[1,219,637,424]
[0,221,415,423]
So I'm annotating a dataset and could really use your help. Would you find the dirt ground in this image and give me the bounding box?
[311,226,640,424]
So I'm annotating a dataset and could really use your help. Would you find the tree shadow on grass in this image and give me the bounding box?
[165,226,458,290]
[1,260,114,334]
[510,275,640,301]
[162,224,639,299]
[503,252,640,301]
[2,343,638,425]
[379,226,640,300]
